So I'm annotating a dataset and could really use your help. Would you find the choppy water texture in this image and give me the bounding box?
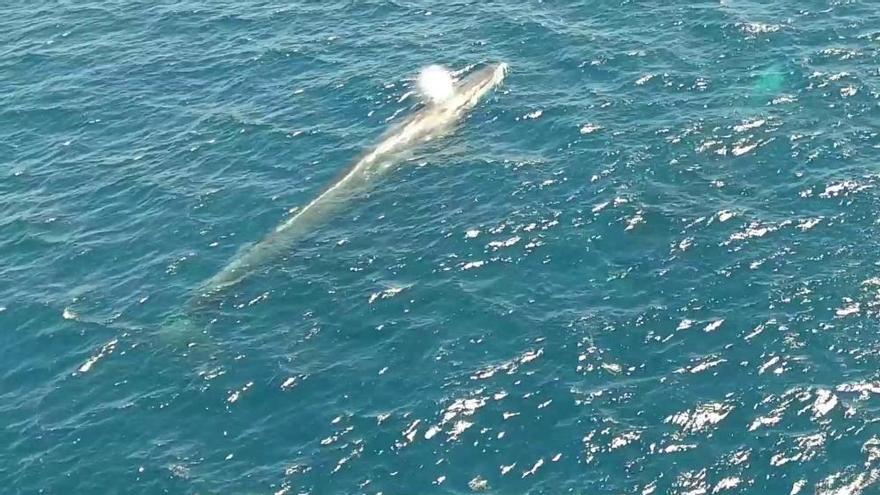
[4,1,880,494]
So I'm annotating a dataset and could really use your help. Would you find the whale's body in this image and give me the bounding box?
[193,63,508,301]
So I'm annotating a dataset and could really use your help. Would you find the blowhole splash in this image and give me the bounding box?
[418,65,455,104]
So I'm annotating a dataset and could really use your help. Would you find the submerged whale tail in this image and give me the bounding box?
[157,313,208,347]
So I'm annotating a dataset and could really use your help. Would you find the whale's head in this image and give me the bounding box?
[369,62,508,163]
[446,62,509,112]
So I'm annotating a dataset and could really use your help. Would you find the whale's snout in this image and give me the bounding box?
[495,62,509,86]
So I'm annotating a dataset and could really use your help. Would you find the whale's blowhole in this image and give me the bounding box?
[418,65,455,104]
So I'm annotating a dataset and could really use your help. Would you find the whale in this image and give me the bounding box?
[191,62,509,305]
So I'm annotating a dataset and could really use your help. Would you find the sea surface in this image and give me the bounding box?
[3,1,880,494]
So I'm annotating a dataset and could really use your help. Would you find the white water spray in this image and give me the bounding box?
[418,65,455,104]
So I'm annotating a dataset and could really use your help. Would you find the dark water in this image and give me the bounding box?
[4,1,880,493]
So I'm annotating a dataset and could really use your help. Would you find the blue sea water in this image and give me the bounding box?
[4,0,880,493]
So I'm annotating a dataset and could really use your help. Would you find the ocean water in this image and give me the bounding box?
[4,0,880,493]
